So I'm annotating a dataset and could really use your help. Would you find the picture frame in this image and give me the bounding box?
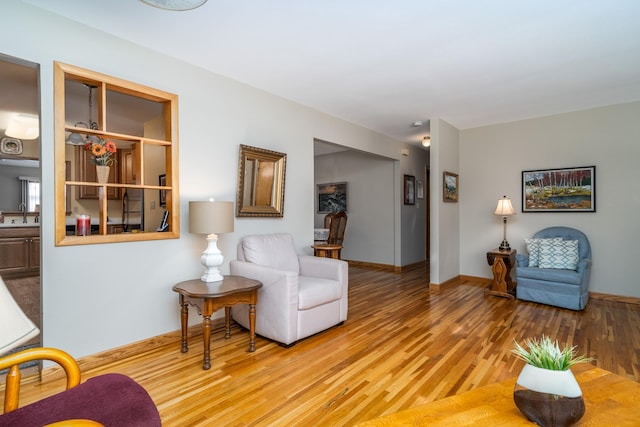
[404,174,415,205]
[416,180,424,199]
[317,182,347,213]
[443,171,458,202]
[159,174,166,207]
[522,166,595,212]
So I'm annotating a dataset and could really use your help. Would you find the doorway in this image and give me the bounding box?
[0,53,41,354]
[425,165,430,261]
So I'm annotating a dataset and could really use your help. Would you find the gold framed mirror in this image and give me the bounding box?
[236,144,286,217]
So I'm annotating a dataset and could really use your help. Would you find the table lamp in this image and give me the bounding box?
[189,199,234,282]
[494,195,516,251]
[1,276,39,355]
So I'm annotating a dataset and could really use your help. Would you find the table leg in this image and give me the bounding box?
[179,294,188,353]
[202,314,211,370]
[224,306,232,339]
[249,303,257,352]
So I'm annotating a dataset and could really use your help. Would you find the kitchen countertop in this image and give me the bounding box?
[0,222,39,228]
[65,216,130,226]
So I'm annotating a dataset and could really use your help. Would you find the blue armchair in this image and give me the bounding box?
[515,226,592,310]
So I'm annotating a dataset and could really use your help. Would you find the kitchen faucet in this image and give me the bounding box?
[18,203,27,223]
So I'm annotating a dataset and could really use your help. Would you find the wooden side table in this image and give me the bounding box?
[312,243,343,259]
[172,276,262,370]
[485,248,517,299]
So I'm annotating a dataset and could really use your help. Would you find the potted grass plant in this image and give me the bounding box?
[511,335,593,427]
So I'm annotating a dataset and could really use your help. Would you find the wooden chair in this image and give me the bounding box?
[317,212,347,259]
[324,211,347,246]
[0,276,161,427]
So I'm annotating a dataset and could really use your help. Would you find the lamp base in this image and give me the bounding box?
[200,233,224,283]
[201,268,224,283]
[498,240,511,251]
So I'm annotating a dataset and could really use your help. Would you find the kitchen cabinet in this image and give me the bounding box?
[75,146,120,199]
[0,227,40,278]
[120,148,136,185]
[74,147,136,199]
[107,224,125,234]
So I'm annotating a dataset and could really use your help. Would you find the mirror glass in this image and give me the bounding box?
[0,55,40,219]
[236,144,286,217]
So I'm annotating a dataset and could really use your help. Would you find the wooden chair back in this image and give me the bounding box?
[1,347,81,413]
[324,211,347,246]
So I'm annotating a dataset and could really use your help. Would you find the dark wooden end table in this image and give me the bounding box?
[485,248,517,299]
[172,276,262,370]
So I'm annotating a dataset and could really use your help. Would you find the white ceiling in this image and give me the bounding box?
[21,0,640,146]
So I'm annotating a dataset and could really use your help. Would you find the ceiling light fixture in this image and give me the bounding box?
[422,136,431,147]
[139,0,207,11]
[66,84,100,146]
[5,114,39,140]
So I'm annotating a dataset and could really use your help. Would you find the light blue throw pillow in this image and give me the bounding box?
[538,239,579,270]
[524,238,561,267]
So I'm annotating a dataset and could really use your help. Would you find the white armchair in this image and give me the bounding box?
[230,233,348,346]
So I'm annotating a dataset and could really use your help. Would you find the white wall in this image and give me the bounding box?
[314,142,428,267]
[314,151,395,264]
[460,102,640,298]
[430,118,460,284]
[2,1,409,359]
[0,164,39,211]
[400,145,429,266]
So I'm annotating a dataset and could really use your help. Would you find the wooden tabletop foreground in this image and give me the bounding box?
[356,365,640,426]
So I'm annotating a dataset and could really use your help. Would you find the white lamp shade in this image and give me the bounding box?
[0,277,39,355]
[494,196,516,216]
[189,200,234,235]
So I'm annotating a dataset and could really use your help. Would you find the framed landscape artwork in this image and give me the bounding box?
[522,166,595,212]
[317,182,347,213]
[443,171,458,202]
[404,175,415,205]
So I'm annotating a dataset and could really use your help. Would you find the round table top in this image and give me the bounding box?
[172,276,262,298]
[311,244,343,250]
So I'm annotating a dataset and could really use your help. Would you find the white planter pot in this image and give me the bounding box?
[513,364,585,426]
[516,364,582,397]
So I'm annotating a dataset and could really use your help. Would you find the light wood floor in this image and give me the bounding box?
[7,264,640,426]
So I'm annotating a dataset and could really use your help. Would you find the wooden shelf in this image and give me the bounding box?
[54,61,180,246]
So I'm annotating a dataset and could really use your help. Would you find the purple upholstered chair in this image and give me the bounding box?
[0,276,161,426]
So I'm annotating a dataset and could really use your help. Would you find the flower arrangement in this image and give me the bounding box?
[512,335,593,371]
[84,138,117,166]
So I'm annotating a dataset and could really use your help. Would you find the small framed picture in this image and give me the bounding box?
[404,175,415,205]
[317,182,347,213]
[443,171,458,202]
[416,180,424,199]
[159,174,167,207]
